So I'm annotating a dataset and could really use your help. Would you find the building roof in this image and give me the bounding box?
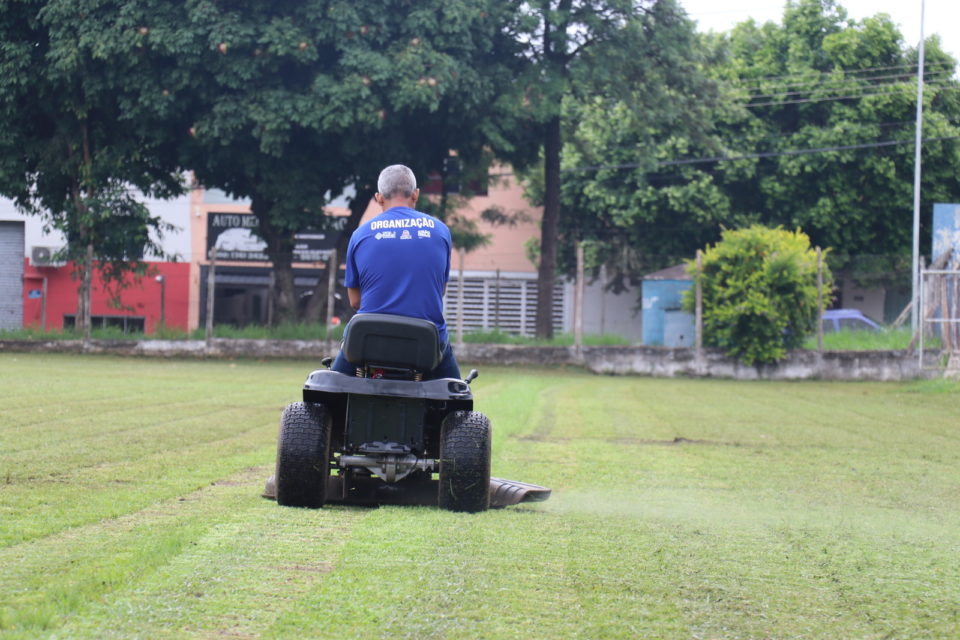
[643,263,692,281]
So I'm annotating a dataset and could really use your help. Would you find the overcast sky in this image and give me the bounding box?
[680,0,959,68]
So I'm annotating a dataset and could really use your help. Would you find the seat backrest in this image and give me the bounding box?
[342,313,441,372]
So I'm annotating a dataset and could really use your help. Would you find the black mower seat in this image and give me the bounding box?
[342,313,441,372]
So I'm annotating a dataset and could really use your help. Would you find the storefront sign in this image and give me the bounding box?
[206,213,346,262]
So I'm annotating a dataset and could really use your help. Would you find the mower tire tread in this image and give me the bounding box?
[275,401,331,508]
[439,410,492,513]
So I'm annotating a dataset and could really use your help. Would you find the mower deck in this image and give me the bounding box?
[263,474,551,508]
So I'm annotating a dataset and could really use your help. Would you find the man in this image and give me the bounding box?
[330,164,461,379]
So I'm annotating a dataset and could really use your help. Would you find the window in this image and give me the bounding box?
[63,315,146,333]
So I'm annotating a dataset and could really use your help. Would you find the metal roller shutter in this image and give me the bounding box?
[0,221,25,330]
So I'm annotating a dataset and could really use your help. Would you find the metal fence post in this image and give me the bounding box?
[695,250,703,357]
[325,248,337,334]
[574,241,584,359]
[457,249,465,347]
[816,247,824,352]
[205,248,216,346]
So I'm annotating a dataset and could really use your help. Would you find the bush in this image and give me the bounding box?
[684,225,832,365]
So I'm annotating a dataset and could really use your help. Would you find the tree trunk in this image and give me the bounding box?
[535,114,562,339]
[303,183,375,322]
[82,243,93,343]
[254,196,298,326]
[75,256,88,336]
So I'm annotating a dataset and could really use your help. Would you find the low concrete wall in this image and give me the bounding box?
[457,344,940,380]
[0,338,333,359]
[0,339,943,381]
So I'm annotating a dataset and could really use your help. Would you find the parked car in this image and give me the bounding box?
[821,309,882,332]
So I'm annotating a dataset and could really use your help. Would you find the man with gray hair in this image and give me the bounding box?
[330,164,461,379]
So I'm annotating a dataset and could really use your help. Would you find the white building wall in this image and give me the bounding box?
[0,193,190,262]
[0,199,68,256]
[144,193,192,261]
[579,274,643,342]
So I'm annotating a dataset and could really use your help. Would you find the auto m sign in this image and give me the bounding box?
[206,213,346,262]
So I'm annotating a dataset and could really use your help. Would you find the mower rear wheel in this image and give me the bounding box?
[275,401,331,508]
[438,411,491,513]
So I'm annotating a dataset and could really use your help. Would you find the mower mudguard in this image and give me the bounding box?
[303,369,472,403]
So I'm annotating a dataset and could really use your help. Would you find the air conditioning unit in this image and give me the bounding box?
[30,246,63,267]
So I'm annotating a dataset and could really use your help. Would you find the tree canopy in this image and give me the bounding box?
[4,0,957,333]
[554,0,960,291]
[2,0,535,325]
[0,0,182,336]
[506,0,715,336]
[128,0,530,323]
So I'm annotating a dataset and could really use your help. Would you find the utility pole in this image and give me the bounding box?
[911,0,926,332]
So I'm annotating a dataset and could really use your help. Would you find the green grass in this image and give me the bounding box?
[0,326,141,341]
[1,355,958,639]
[801,327,939,351]
[188,321,346,341]
[461,328,631,346]
[0,322,346,342]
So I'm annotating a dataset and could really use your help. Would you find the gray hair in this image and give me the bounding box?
[377,164,417,199]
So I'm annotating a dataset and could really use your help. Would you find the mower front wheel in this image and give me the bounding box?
[275,401,331,508]
[439,411,492,513]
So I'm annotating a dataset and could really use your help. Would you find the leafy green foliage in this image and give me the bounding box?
[505,0,714,337]
[553,0,960,288]
[685,225,832,364]
[2,0,532,325]
[0,0,182,325]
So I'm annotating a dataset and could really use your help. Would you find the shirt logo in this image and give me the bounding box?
[375,231,396,240]
[400,230,412,240]
[418,230,431,238]
[370,217,436,231]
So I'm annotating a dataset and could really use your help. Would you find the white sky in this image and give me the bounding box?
[681,0,959,69]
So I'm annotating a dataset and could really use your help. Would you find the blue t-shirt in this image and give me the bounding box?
[344,206,452,344]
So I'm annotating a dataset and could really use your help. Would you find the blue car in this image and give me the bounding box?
[821,309,882,332]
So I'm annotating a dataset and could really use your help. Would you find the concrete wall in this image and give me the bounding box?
[838,278,885,323]
[0,339,942,381]
[579,274,642,342]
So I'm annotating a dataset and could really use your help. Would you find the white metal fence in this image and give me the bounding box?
[443,272,566,338]
[918,266,960,367]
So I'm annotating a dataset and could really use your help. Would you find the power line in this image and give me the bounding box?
[745,82,958,108]
[568,119,960,169]
[739,69,955,99]
[730,61,957,86]
[562,135,960,173]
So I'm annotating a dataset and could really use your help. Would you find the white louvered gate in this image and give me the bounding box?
[0,221,25,331]
[443,273,566,337]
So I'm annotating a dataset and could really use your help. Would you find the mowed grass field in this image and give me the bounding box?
[1,354,958,639]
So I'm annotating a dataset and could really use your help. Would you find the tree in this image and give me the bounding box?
[554,0,960,292]
[84,0,532,326]
[0,0,181,339]
[684,225,832,365]
[727,0,960,259]
[504,0,715,337]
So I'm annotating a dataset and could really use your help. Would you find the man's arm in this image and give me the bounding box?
[348,287,361,310]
